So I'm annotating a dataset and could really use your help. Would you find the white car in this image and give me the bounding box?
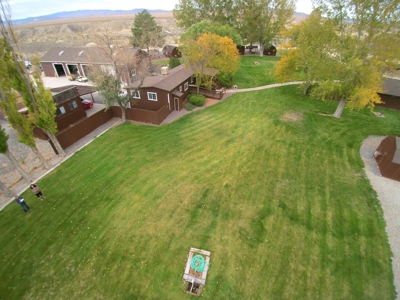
[77,76,88,82]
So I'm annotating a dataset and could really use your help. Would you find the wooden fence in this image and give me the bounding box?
[45,105,171,150]
[188,86,224,100]
[110,104,170,125]
[56,108,114,149]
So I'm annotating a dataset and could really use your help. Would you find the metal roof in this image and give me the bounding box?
[42,47,141,65]
[382,78,400,97]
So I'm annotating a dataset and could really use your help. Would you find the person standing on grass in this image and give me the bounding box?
[30,184,45,200]
[15,195,30,213]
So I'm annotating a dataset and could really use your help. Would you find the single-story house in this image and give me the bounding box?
[41,47,144,78]
[51,87,87,131]
[127,64,194,112]
[162,44,182,58]
[374,136,400,181]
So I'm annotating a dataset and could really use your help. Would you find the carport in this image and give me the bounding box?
[50,85,97,102]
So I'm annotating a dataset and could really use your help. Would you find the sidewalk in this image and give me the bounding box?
[0,117,121,210]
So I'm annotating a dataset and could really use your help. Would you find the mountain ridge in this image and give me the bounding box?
[12,9,170,26]
[13,9,309,26]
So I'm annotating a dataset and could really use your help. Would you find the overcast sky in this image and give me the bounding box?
[8,0,313,20]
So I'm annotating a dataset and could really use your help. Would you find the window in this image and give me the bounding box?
[184,82,189,91]
[68,101,78,110]
[147,92,157,101]
[56,106,66,116]
[191,76,194,83]
[179,86,182,92]
[131,90,140,99]
[131,69,136,77]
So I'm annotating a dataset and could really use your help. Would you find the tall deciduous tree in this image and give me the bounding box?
[274,10,338,94]
[241,0,295,56]
[0,39,50,170]
[88,29,151,123]
[275,2,400,118]
[181,20,242,45]
[0,0,65,155]
[181,33,240,93]
[174,0,242,30]
[174,0,293,55]
[131,9,165,59]
[0,125,31,183]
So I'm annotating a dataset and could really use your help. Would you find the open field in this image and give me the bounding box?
[14,12,176,29]
[0,85,399,299]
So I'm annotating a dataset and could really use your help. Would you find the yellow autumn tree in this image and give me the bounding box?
[181,32,240,94]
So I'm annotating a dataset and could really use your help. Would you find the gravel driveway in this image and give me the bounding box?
[360,136,400,299]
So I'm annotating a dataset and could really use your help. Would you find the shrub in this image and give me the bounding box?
[188,94,206,106]
[184,103,197,111]
[169,57,181,69]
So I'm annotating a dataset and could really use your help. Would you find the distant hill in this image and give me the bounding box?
[13,9,308,26]
[12,9,170,26]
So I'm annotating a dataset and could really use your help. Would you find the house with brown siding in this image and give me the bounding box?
[128,64,194,113]
[52,87,87,131]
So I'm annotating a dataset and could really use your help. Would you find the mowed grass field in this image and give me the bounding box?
[1,85,399,299]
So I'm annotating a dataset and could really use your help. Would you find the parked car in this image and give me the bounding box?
[80,98,94,110]
[67,74,76,81]
[77,76,88,82]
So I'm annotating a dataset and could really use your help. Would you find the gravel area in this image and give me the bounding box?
[360,136,400,299]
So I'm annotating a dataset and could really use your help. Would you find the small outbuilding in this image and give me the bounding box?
[374,136,400,181]
[162,44,182,58]
[236,45,245,55]
[263,45,277,56]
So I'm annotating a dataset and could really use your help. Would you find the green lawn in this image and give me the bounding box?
[0,86,398,299]
[232,56,281,88]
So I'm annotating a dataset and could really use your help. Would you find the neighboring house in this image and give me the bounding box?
[377,78,400,110]
[51,87,87,131]
[41,47,143,79]
[374,136,400,182]
[162,44,182,58]
[127,64,194,112]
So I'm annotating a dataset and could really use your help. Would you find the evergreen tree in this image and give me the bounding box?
[131,9,165,57]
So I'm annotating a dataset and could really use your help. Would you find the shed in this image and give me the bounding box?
[263,45,277,56]
[237,45,245,56]
[162,44,182,58]
[374,136,400,181]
